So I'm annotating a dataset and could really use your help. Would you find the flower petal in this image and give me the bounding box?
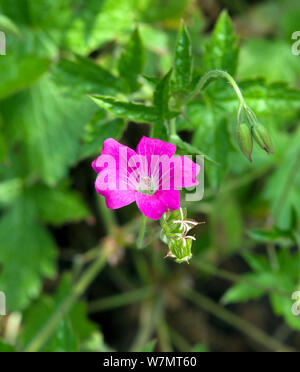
[135,192,168,220]
[172,156,200,188]
[136,136,176,158]
[157,189,180,211]
[96,185,136,209]
[92,138,137,191]
[92,138,136,174]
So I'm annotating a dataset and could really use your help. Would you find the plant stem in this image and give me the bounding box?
[266,243,279,272]
[169,327,192,352]
[97,193,117,235]
[192,260,289,298]
[187,69,246,106]
[130,297,164,352]
[88,286,155,313]
[24,247,109,352]
[157,318,173,352]
[181,288,295,352]
[169,118,177,137]
[137,215,148,249]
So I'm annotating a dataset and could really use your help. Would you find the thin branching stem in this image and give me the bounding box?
[181,288,295,352]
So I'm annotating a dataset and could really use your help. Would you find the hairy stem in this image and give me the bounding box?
[187,69,246,106]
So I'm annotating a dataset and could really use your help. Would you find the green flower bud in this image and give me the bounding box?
[236,122,253,162]
[252,123,274,154]
[160,208,188,236]
[168,236,193,263]
[160,208,199,263]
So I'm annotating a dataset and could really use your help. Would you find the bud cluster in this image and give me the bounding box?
[236,104,274,162]
[160,208,201,263]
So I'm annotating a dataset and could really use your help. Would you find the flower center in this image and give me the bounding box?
[137,176,158,196]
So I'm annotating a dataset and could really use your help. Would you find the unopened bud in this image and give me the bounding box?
[168,236,193,263]
[236,122,253,162]
[160,208,198,263]
[252,123,274,154]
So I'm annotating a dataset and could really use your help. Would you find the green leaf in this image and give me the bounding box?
[142,74,160,86]
[65,0,145,55]
[176,101,211,132]
[247,228,295,245]
[221,273,275,305]
[238,39,300,85]
[0,339,16,352]
[216,80,300,124]
[243,252,270,273]
[47,318,78,352]
[140,0,190,23]
[90,95,159,123]
[204,10,239,75]
[0,0,71,30]
[19,274,103,352]
[0,14,21,37]
[191,344,208,352]
[118,28,145,92]
[0,56,50,100]
[270,293,300,331]
[224,249,300,308]
[53,55,123,97]
[211,194,243,253]
[153,69,173,118]
[193,117,231,189]
[0,117,6,161]
[150,120,169,141]
[33,184,90,226]
[150,70,174,141]
[172,136,217,164]
[0,178,22,207]
[173,21,193,94]
[1,75,96,185]
[140,339,157,352]
[263,127,300,229]
[0,193,57,310]
[80,111,126,159]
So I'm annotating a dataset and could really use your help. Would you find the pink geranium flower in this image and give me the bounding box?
[92,136,200,220]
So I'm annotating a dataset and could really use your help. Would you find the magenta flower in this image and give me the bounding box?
[92,136,200,220]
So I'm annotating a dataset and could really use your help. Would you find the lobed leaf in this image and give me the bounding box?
[19,274,105,352]
[0,56,51,100]
[0,194,57,310]
[204,11,239,76]
[118,28,145,92]
[90,95,159,123]
[173,21,193,94]
[33,184,90,226]
[1,75,97,185]
[80,111,126,159]
[53,55,123,96]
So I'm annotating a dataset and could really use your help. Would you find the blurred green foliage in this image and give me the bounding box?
[0,0,300,352]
